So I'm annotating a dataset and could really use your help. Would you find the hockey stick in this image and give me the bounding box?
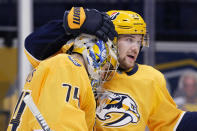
[23,95,52,131]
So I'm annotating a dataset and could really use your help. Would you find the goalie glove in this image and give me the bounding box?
[63,7,118,42]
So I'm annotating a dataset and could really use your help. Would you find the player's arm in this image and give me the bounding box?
[25,19,66,60]
[147,73,185,131]
[25,7,117,67]
[176,112,197,131]
[24,20,67,67]
[154,74,197,131]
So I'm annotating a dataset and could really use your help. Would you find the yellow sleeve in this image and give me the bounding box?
[147,74,184,131]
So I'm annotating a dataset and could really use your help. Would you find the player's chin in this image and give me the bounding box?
[126,61,135,69]
[126,64,134,69]
[120,62,134,70]
[126,58,135,65]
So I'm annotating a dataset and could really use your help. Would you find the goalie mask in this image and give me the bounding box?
[72,34,119,90]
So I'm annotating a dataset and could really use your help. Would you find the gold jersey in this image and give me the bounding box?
[96,64,185,131]
[7,54,96,131]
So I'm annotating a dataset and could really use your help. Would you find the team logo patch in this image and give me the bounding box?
[96,91,140,127]
[68,56,81,67]
[110,12,120,20]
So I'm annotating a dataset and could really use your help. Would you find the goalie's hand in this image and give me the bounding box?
[63,7,117,42]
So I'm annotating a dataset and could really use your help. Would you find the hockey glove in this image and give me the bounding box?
[63,7,117,42]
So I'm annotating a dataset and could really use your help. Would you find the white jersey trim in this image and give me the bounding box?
[173,111,186,131]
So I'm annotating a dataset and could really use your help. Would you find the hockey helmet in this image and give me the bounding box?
[107,10,149,47]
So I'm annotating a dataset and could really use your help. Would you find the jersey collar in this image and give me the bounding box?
[117,63,139,76]
[125,63,138,76]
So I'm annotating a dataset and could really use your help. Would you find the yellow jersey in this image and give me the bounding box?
[7,54,96,131]
[96,64,185,131]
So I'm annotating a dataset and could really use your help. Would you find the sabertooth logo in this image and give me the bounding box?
[110,12,120,20]
[96,91,140,127]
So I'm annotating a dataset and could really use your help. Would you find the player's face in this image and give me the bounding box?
[117,34,142,70]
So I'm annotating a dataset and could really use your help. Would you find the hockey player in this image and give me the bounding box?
[96,10,184,131]
[22,7,197,131]
[7,28,119,131]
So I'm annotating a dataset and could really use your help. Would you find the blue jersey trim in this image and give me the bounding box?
[176,112,197,131]
[126,63,138,76]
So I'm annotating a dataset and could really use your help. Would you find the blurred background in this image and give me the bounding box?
[1,0,197,130]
